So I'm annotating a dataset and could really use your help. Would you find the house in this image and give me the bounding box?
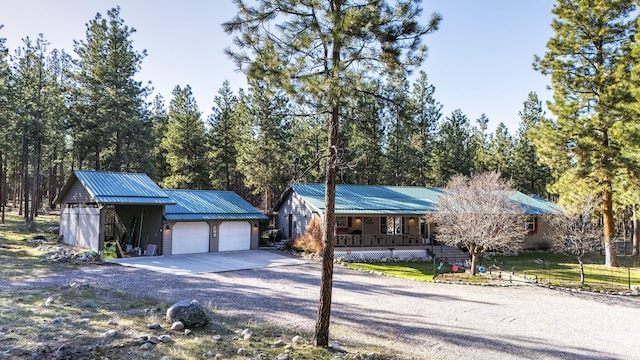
[55,170,266,258]
[273,183,560,259]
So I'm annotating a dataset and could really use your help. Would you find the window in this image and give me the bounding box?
[525,216,536,233]
[383,216,404,234]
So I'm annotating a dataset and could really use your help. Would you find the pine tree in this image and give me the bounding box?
[430,109,473,187]
[72,7,150,172]
[237,80,292,211]
[149,94,170,182]
[486,123,514,179]
[513,92,552,196]
[224,0,440,346]
[161,85,209,189]
[208,80,241,191]
[0,26,10,222]
[382,71,415,185]
[409,71,442,186]
[533,0,637,266]
[470,113,490,173]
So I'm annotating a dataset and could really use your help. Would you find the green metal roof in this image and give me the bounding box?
[291,183,440,215]
[289,183,559,215]
[72,170,174,205]
[165,190,268,221]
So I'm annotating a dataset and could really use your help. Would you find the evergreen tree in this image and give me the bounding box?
[533,0,637,266]
[11,35,58,230]
[409,71,442,186]
[339,80,384,185]
[237,80,292,211]
[224,0,440,346]
[0,26,10,222]
[470,113,490,173]
[486,123,514,179]
[208,80,241,191]
[513,92,552,196]
[161,85,209,189]
[289,110,327,184]
[149,94,170,182]
[430,109,473,187]
[382,71,415,185]
[72,7,150,172]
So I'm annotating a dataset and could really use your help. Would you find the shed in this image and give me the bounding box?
[55,170,175,256]
[163,190,268,255]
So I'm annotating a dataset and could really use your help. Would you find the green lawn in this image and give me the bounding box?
[344,252,640,291]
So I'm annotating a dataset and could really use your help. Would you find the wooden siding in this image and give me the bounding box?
[277,192,314,240]
[59,179,94,204]
[524,216,552,250]
[115,205,164,254]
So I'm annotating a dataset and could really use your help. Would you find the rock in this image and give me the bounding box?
[330,343,342,351]
[184,329,192,336]
[166,300,209,328]
[148,323,161,330]
[105,329,118,338]
[237,348,248,355]
[273,339,285,347]
[276,353,289,360]
[262,330,275,338]
[51,317,63,324]
[332,358,344,360]
[44,296,55,306]
[212,334,222,341]
[149,336,160,344]
[107,319,118,326]
[292,335,303,344]
[205,351,216,357]
[171,321,184,331]
[140,343,153,350]
[241,328,252,336]
[159,334,172,343]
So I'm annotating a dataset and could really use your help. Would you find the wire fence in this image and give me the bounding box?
[513,264,640,291]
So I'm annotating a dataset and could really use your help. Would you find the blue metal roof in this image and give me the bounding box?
[289,183,559,215]
[165,190,267,221]
[74,171,174,205]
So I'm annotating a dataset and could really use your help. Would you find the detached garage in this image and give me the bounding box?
[163,190,267,255]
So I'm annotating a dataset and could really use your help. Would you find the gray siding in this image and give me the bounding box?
[115,205,164,254]
[277,192,315,240]
[59,179,94,204]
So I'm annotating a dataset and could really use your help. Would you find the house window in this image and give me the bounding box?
[380,217,387,234]
[525,216,536,233]
[385,216,403,235]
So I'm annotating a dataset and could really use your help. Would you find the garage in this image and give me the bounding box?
[219,221,251,251]
[172,222,210,254]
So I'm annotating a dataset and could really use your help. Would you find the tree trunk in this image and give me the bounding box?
[578,258,585,286]
[313,103,339,348]
[470,251,479,276]
[602,179,617,266]
[633,205,639,256]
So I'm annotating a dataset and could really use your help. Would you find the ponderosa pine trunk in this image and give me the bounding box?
[633,205,639,256]
[313,102,339,347]
[602,179,618,266]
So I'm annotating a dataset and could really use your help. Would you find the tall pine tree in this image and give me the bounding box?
[533,0,637,266]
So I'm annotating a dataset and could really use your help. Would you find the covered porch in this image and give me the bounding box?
[332,215,433,248]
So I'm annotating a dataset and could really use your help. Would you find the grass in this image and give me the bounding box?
[343,252,640,291]
[485,252,640,291]
[343,260,487,283]
[0,211,397,359]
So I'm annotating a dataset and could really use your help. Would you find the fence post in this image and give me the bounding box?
[629,267,632,291]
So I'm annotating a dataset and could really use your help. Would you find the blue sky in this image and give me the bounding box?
[1,0,555,132]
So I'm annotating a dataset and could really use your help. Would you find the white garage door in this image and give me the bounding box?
[172,222,210,254]
[219,221,251,251]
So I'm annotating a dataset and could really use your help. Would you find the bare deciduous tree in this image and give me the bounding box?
[547,195,602,285]
[427,172,527,275]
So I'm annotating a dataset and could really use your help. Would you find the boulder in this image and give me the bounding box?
[166,300,209,328]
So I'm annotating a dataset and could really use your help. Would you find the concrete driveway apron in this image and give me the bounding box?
[106,250,306,275]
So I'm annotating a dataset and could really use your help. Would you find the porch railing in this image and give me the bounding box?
[334,234,425,247]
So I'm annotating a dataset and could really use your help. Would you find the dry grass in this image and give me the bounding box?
[0,212,393,359]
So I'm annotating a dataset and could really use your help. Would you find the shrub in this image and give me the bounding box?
[293,216,323,254]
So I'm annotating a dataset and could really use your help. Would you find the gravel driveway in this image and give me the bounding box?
[4,256,639,359]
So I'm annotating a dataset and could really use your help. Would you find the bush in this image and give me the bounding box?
[293,216,323,254]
